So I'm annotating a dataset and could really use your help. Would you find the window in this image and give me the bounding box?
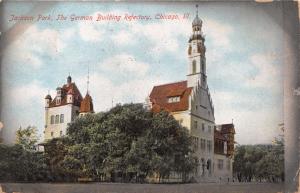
[168,96,180,103]
[55,115,59,124]
[207,140,212,153]
[201,56,205,73]
[60,114,64,123]
[192,136,199,150]
[218,159,224,170]
[194,121,198,130]
[208,125,211,133]
[201,139,206,151]
[202,123,205,132]
[227,160,231,171]
[60,131,63,136]
[192,60,196,74]
[56,98,61,105]
[51,132,54,137]
[195,105,198,110]
[50,115,55,124]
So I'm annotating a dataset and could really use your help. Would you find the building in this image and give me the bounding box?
[44,75,94,141]
[147,10,235,182]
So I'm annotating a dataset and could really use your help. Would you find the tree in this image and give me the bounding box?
[57,103,196,182]
[233,134,284,183]
[16,126,38,151]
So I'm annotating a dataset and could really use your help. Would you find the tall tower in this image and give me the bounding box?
[187,5,207,88]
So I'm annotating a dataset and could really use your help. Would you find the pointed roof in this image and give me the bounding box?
[49,82,83,108]
[192,14,202,27]
[80,93,94,113]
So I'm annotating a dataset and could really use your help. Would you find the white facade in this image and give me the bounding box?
[44,104,79,140]
[44,76,84,141]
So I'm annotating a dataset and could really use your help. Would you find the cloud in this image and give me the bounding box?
[1,80,53,143]
[99,53,150,77]
[211,90,282,144]
[111,30,134,45]
[203,19,233,49]
[78,22,104,42]
[3,25,71,69]
[246,53,281,92]
[75,71,169,112]
[8,81,49,107]
[131,19,190,55]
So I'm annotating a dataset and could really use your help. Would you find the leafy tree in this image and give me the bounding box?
[61,103,196,182]
[16,126,38,151]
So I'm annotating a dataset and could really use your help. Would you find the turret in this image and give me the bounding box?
[79,93,94,116]
[45,94,52,108]
[67,75,72,86]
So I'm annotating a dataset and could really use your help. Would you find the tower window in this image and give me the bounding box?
[55,115,59,124]
[60,114,64,123]
[50,115,55,124]
[201,56,205,73]
[51,132,54,137]
[192,60,196,74]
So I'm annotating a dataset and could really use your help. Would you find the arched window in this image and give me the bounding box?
[60,114,64,123]
[55,115,59,124]
[192,60,196,74]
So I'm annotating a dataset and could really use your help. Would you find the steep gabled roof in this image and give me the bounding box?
[49,83,83,108]
[149,80,192,113]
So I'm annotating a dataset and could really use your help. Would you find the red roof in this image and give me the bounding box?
[80,93,94,113]
[149,81,192,113]
[49,82,83,108]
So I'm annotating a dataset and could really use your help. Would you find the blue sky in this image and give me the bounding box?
[1,2,283,144]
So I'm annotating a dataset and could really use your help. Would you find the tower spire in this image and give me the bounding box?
[87,65,90,94]
[196,4,199,16]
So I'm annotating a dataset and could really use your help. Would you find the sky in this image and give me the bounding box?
[1,1,284,145]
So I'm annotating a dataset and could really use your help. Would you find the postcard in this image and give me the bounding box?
[0,1,299,193]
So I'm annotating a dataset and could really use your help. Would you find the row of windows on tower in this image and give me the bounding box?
[192,136,212,153]
[50,114,64,124]
[194,121,212,133]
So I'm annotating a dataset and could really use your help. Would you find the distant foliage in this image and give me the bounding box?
[233,135,284,183]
